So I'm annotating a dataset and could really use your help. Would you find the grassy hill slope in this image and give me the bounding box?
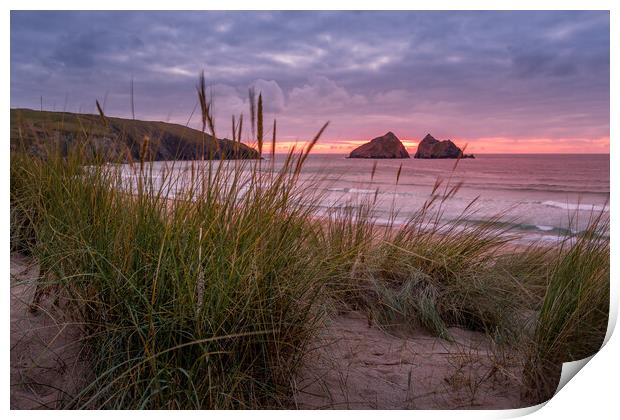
[10,108,259,161]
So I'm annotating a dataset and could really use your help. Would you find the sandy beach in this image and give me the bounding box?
[294,311,527,409]
[10,254,90,409]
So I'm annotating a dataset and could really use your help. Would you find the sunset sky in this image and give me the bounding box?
[10,11,610,154]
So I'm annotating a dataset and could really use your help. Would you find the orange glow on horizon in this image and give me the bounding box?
[258,139,420,154]
[258,136,609,155]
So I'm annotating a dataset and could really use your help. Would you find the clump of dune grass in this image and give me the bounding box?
[366,218,525,341]
[322,166,530,342]
[10,75,332,408]
[491,243,558,316]
[315,198,381,308]
[10,150,38,255]
[522,211,609,404]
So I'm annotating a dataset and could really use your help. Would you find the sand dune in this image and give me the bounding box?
[294,311,527,409]
[11,253,529,410]
[10,254,89,409]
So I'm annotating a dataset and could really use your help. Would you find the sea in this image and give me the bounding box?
[122,153,610,246]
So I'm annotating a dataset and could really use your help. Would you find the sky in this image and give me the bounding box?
[10,11,610,154]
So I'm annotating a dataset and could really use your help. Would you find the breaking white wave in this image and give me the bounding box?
[327,187,378,195]
[542,201,609,212]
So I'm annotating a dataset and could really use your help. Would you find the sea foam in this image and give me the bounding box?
[542,201,609,212]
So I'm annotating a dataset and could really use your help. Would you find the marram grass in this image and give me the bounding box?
[522,212,609,404]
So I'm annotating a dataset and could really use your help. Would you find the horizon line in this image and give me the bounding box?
[10,107,610,155]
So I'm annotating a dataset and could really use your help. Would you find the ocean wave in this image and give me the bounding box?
[542,201,609,212]
[327,187,378,195]
[474,185,608,194]
[455,218,578,236]
[326,180,608,195]
[516,233,566,245]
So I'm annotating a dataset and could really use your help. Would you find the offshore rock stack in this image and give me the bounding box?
[414,134,474,159]
[348,132,410,159]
